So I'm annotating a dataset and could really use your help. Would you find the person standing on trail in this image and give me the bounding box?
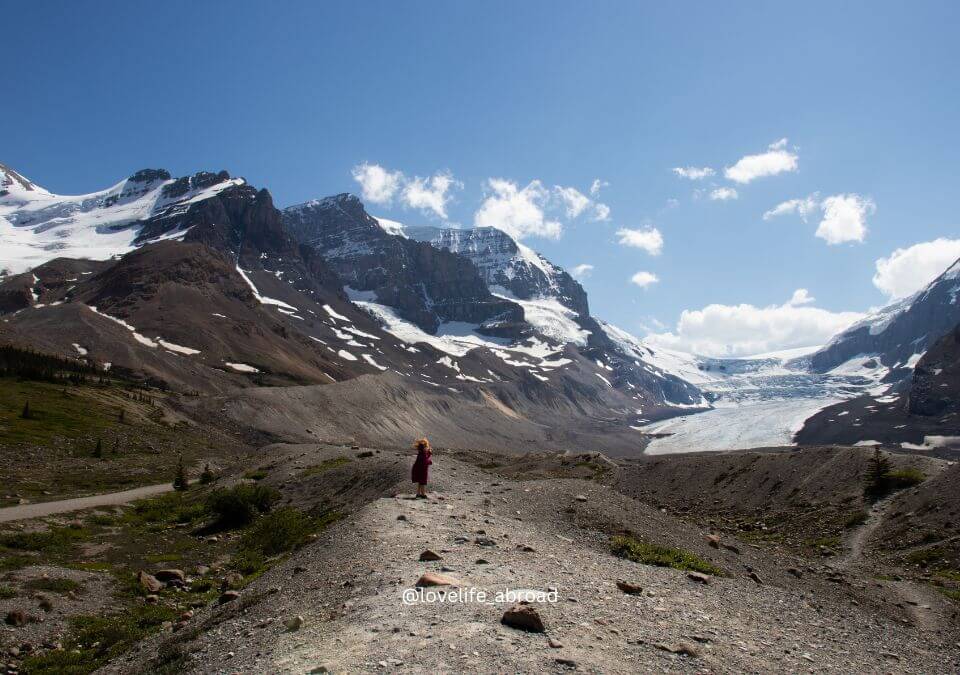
[411,438,432,498]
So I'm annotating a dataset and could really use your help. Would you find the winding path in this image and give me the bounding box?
[0,482,173,523]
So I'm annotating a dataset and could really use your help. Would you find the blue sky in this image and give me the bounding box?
[6,1,960,355]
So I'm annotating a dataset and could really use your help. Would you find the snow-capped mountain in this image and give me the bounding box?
[0,163,243,277]
[809,257,960,379]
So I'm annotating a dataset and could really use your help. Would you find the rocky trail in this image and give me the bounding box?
[0,482,173,524]
[112,452,959,674]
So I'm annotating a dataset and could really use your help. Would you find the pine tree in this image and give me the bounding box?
[93,438,103,459]
[20,401,30,419]
[173,455,188,491]
[864,448,892,501]
[199,463,215,485]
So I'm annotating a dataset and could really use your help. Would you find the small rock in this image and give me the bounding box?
[309,666,330,674]
[475,536,497,547]
[37,595,53,612]
[786,567,803,579]
[415,572,462,587]
[548,637,564,648]
[419,550,443,562]
[475,559,490,565]
[706,534,721,549]
[154,569,186,584]
[555,657,577,667]
[138,570,163,593]
[721,543,741,555]
[616,580,643,595]
[5,610,27,627]
[285,615,304,631]
[397,514,407,521]
[519,545,536,552]
[687,572,711,584]
[195,565,210,576]
[179,610,194,621]
[145,594,160,605]
[501,604,545,632]
[656,642,700,657]
[218,590,240,604]
[748,571,763,585]
[220,572,243,591]
[574,495,588,502]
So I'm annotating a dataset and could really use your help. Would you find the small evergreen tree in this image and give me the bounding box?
[93,438,103,459]
[864,448,892,501]
[21,401,30,419]
[199,463,215,485]
[173,455,188,491]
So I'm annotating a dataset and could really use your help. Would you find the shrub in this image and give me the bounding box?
[611,535,724,576]
[241,507,314,556]
[887,468,925,489]
[843,510,869,529]
[0,585,16,599]
[229,548,266,576]
[243,469,268,481]
[0,526,87,553]
[172,455,188,491]
[205,484,280,529]
[199,463,215,485]
[864,449,926,501]
[300,457,350,477]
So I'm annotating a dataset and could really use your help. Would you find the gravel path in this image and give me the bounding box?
[0,482,172,523]
[113,454,959,674]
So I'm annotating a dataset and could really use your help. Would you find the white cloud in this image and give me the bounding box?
[616,227,664,255]
[474,178,561,240]
[590,178,608,197]
[872,238,960,300]
[672,166,715,180]
[763,194,819,221]
[571,263,594,279]
[646,289,863,358]
[402,171,461,219]
[786,288,815,306]
[351,162,403,204]
[710,187,738,201]
[816,193,874,245]
[593,203,611,221]
[724,139,799,184]
[630,271,659,288]
[554,186,591,218]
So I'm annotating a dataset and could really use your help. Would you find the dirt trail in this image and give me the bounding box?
[0,482,172,523]
[119,456,955,674]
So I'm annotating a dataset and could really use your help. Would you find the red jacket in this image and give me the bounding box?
[411,450,432,484]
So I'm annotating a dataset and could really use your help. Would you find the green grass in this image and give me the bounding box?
[0,553,35,571]
[243,469,268,481]
[906,546,944,567]
[20,604,179,675]
[940,588,960,602]
[0,377,120,447]
[300,456,351,476]
[611,535,725,576]
[25,577,82,594]
[805,535,841,549]
[121,492,208,529]
[206,484,280,529]
[843,509,869,529]
[0,525,89,554]
[0,584,16,599]
[143,553,182,563]
[887,468,926,488]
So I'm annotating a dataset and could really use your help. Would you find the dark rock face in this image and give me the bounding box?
[282,194,523,334]
[908,324,960,417]
[810,259,960,378]
[161,170,232,200]
[129,168,171,183]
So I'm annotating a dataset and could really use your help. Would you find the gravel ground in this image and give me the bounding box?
[108,452,960,674]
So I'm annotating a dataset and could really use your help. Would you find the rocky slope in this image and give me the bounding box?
[809,258,960,379]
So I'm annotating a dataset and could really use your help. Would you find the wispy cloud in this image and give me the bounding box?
[709,187,738,201]
[352,163,461,218]
[672,166,715,180]
[571,263,594,279]
[763,194,819,221]
[724,138,798,184]
[630,271,659,288]
[590,178,609,197]
[616,227,664,255]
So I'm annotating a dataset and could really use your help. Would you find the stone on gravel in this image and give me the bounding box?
[501,604,545,632]
[4,610,27,627]
[415,572,462,587]
[687,572,711,584]
[787,567,803,579]
[154,569,186,584]
[221,572,244,591]
[706,534,721,548]
[218,590,240,604]
[285,615,304,631]
[548,637,564,648]
[748,571,763,584]
[616,580,643,595]
[138,570,163,593]
[145,594,160,605]
[419,549,443,561]
[574,495,588,502]
[656,642,701,657]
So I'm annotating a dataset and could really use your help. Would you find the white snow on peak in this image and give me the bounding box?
[490,290,590,346]
[235,266,298,311]
[0,166,243,276]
